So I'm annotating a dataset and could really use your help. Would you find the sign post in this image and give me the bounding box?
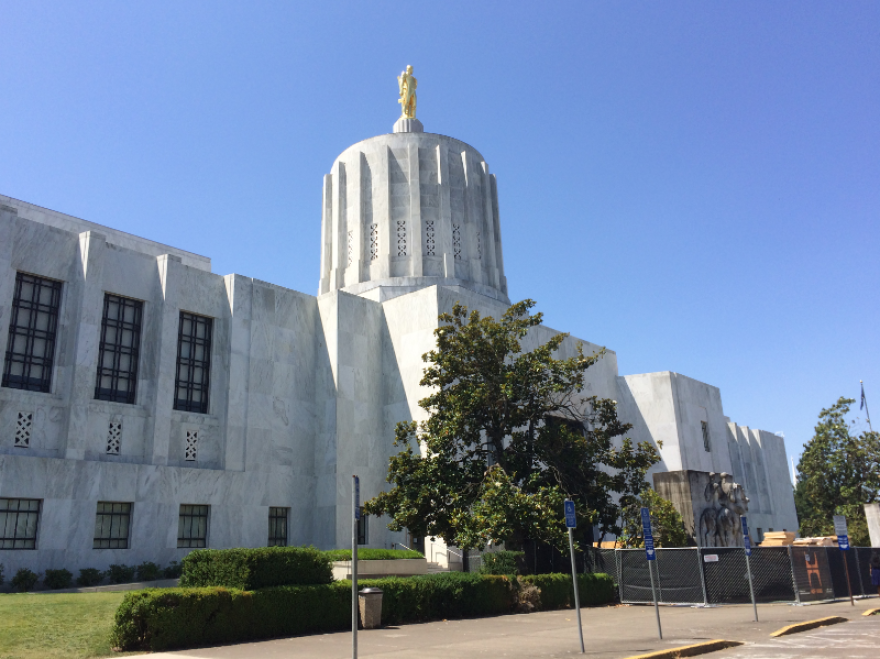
[833,514,855,606]
[641,507,662,640]
[353,475,360,659]
[741,516,758,622]
[564,499,585,654]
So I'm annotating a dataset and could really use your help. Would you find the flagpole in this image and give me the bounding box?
[861,381,873,432]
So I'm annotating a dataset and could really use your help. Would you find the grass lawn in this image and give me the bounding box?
[0,592,138,659]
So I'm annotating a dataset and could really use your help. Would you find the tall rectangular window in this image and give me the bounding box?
[701,420,711,452]
[268,507,289,547]
[2,273,62,393]
[0,498,41,549]
[93,502,132,549]
[177,504,209,548]
[357,508,368,545]
[95,294,143,404]
[174,312,212,414]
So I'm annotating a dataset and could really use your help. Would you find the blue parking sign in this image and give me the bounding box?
[741,516,751,556]
[641,507,656,560]
[564,499,576,528]
[833,515,849,550]
[354,476,360,520]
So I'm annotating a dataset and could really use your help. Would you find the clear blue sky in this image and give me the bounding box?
[2,2,878,474]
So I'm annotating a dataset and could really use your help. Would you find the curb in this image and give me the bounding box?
[863,607,880,616]
[621,640,744,659]
[770,616,848,637]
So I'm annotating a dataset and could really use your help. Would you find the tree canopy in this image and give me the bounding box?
[617,487,690,549]
[795,397,880,546]
[364,299,660,554]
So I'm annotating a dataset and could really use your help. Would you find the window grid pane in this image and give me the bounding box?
[93,501,132,549]
[0,498,41,549]
[174,312,212,414]
[177,504,209,548]
[95,294,143,404]
[268,507,289,547]
[2,273,62,392]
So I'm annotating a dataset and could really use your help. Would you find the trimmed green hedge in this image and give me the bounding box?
[520,573,616,610]
[479,550,524,575]
[324,548,424,561]
[179,547,332,590]
[112,571,615,652]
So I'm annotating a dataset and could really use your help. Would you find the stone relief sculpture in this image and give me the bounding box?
[397,65,417,119]
[698,471,750,547]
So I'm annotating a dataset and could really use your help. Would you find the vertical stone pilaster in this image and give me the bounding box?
[461,151,483,285]
[319,174,333,294]
[0,206,18,351]
[145,254,183,466]
[222,274,251,471]
[437,144,455,279]
[490,174,508,295]
[377,147,392,279]
[480,163,500,289]
[407,141,423,277]
[63,230,107,459]
[329,161,346,291]
[347,154,364,285]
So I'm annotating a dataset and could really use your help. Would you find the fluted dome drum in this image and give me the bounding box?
[318,132,508,302]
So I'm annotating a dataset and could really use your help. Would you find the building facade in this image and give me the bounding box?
[0,117,797,574]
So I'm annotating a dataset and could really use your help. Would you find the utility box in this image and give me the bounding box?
[358,587,383,629]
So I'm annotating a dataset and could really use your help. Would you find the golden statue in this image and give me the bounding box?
[397,65,417,119]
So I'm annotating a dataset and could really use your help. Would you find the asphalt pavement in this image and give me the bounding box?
[133,597,879,659]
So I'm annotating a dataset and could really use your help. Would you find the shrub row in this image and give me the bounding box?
[112,571,615,652]
[179,547,332,590]
[0,562,183,592]
[479,550,525,575]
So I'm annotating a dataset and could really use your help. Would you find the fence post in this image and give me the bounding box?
[852,548,864,596]
[788,545,801,604]
[616,550,624,603]
[697,547,709,606]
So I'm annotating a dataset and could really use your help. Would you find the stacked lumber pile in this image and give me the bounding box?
[792,536,837,547]
[593,541,619,549]
[758,531,797,547]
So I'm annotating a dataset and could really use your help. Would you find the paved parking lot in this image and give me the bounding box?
[135,597,878,659]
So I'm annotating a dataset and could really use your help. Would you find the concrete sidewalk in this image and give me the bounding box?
[133,598,878,659]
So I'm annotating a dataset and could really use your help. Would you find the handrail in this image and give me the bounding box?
[394,542,415,552]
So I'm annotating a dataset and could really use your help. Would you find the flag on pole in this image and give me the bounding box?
[861,381,867,410]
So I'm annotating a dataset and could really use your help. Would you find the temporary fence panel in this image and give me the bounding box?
[618,549,657,603]
[656,548,705,604]
[854,547,879,595]
[701,548,752,605]
[825,546,862,598]
[745,547,797,603]
[546,546,875,607]
[789,546,835,602]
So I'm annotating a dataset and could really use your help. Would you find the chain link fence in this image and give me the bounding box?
[585,546,880,606]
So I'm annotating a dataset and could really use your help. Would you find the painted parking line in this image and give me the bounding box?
[622,640,743,659]
[718,616,880,659]
[769,616,847,637]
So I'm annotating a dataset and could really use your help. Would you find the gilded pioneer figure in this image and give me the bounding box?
[397,65,417,119]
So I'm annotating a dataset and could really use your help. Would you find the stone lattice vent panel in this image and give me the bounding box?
[106,420,122,454]
[185,429,199,461]
[14,412,33,448]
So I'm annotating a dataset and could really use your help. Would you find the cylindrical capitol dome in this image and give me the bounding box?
[318,129,509,303]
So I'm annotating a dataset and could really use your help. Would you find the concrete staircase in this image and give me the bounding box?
[427,561,451,573]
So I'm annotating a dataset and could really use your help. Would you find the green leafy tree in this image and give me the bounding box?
[617,487,690,548]
[795,397,880,546]
[364,300,659,555]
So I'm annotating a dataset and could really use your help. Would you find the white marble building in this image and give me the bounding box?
[0,116,797,574]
